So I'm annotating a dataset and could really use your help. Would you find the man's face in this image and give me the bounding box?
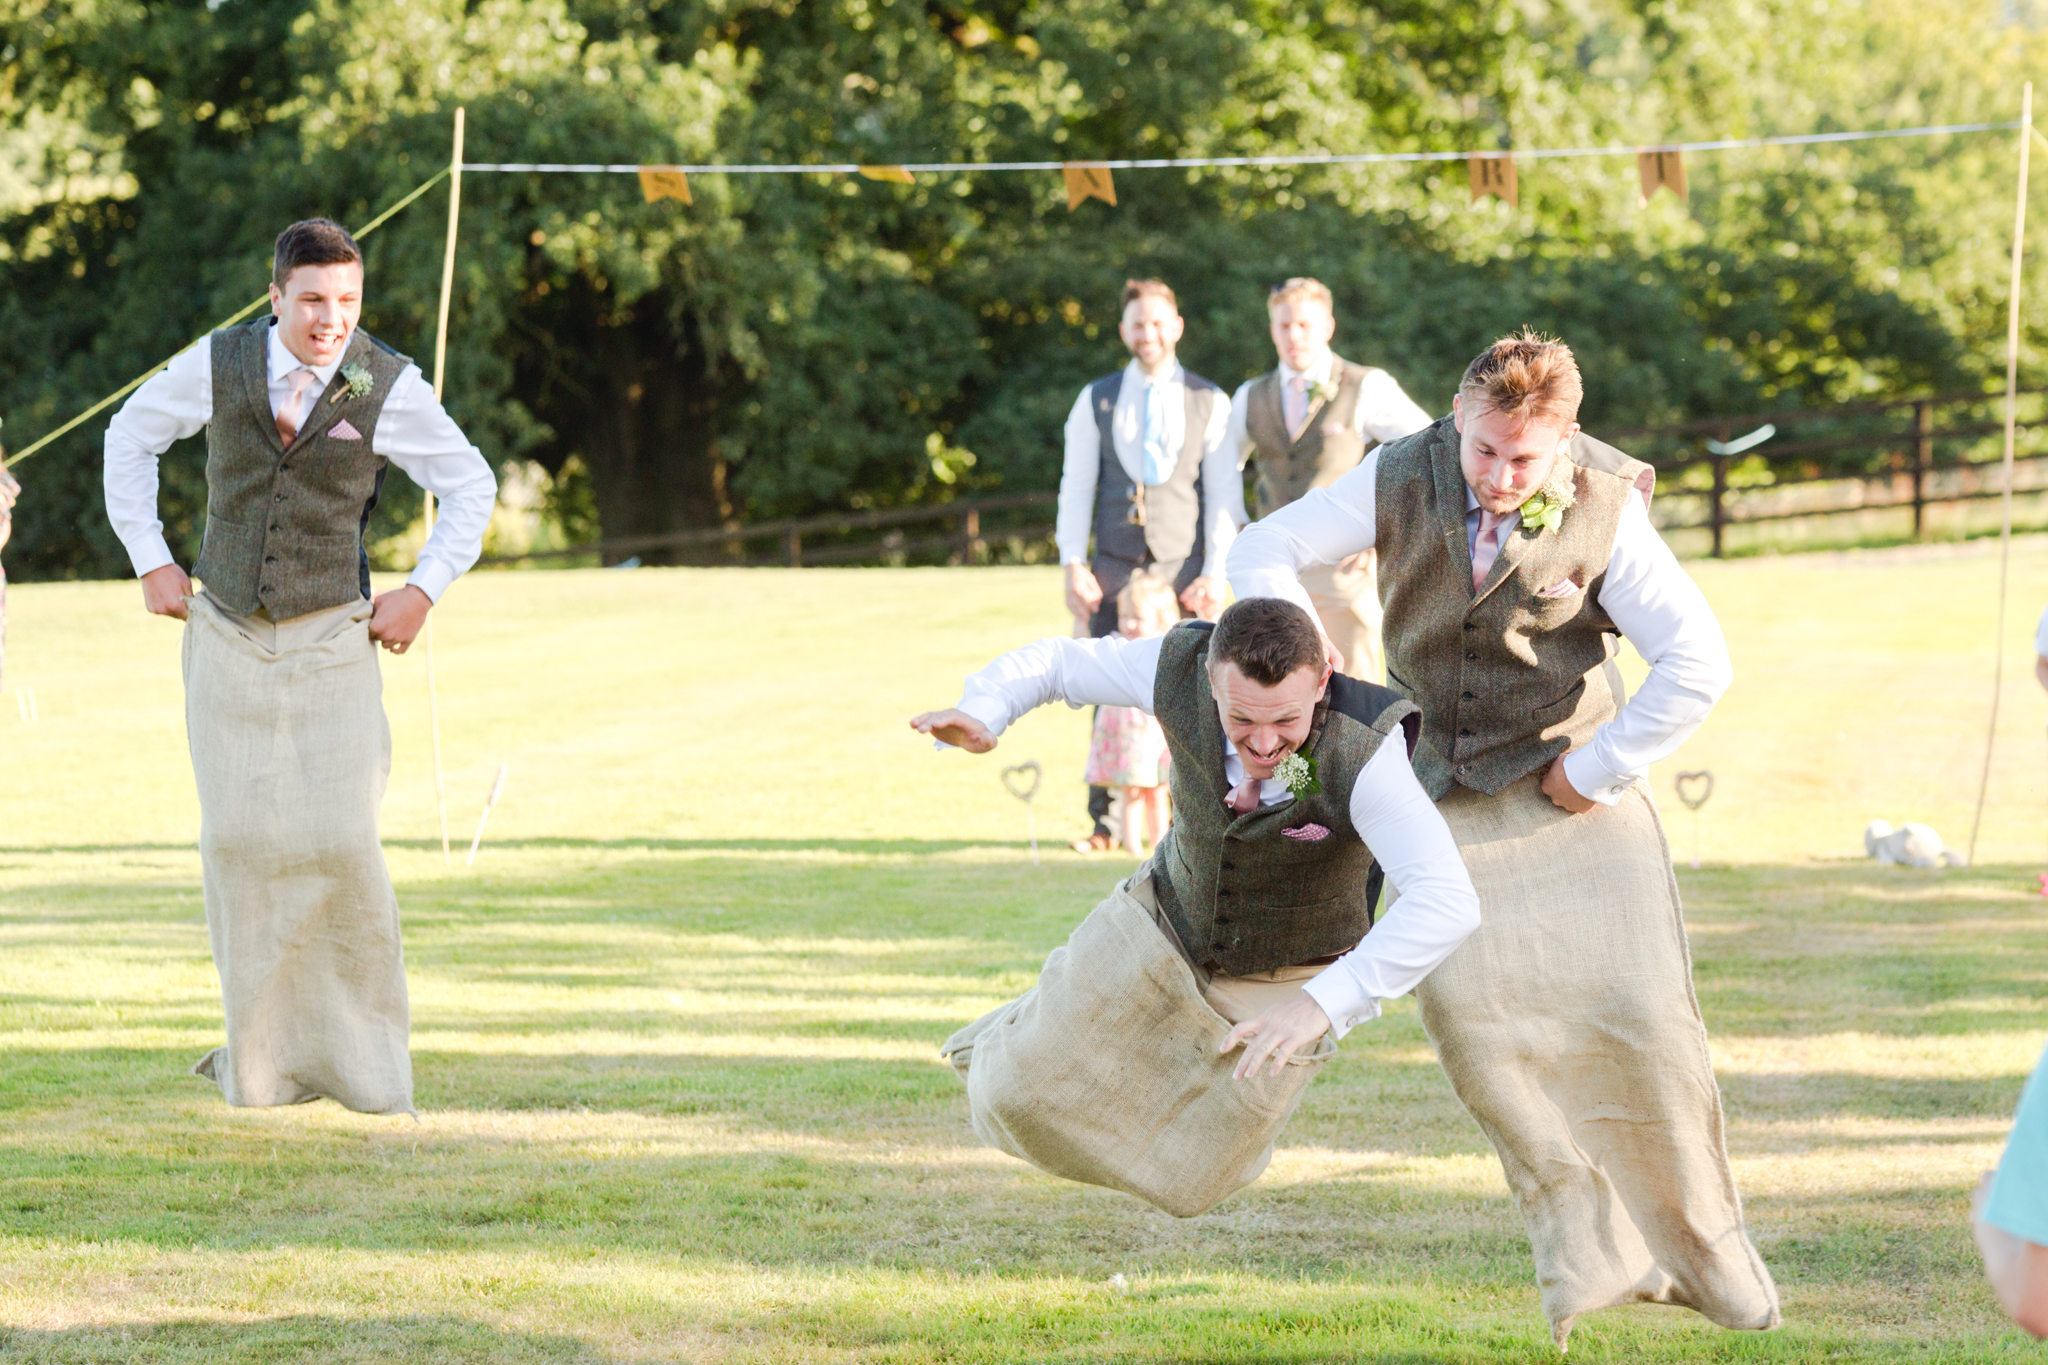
[1119,295,1184,370]
[1268,297,1335,374]
[1210,660,1330,780]
[269,261,364,368]
[1452,394,1578,515]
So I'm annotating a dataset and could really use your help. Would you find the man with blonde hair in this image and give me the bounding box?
[1228,330,1780,1346]
[1225,278,1433,680]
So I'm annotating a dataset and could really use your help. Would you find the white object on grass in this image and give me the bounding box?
[1864,819,1967,869]
[465,764,508,868]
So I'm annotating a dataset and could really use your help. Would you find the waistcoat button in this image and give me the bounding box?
[264,555,277,564]
[1458,728,1471,737]
[1461,691,1474,700]
[1465,651,1477,660]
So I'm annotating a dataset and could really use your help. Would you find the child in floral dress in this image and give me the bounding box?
[1084,571,1179,856]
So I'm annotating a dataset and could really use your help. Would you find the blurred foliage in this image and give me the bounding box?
[0,0,2041,573]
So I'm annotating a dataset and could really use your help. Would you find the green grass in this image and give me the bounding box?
[4,550,2048,1360]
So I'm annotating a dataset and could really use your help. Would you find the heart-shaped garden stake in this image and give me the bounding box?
[1674,769,1713,869]
[1001,761,1043,865]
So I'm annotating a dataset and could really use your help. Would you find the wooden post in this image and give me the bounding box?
[963,504,982,564]
[1709,451,1728,558]
[420,104,465,866]
[787,523,802,568]
[1911,400,1931,539]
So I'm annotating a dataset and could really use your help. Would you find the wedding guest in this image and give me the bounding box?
[1083,570,1180,856]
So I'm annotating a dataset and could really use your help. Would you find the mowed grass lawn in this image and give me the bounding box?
[5,544,2048,1362]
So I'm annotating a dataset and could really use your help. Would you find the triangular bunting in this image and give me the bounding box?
[1637,149,1687,206]
[1469,154,1517,208]
[637,167,692,204]
[1062,163,1117,210]
[858,165,916,184]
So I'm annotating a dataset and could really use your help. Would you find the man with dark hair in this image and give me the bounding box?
[1056,278,1245,850]
[909,596,1480,1209]
[103,217,497,1116]
[1229,330,1778,1345]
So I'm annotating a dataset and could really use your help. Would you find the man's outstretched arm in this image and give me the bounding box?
[910,632,1169,752]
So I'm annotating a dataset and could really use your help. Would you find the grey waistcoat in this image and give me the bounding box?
[193,319,410,621]
[1374,416,1654,799]
[1150,621,1420,976]
[1244,357,1380,520]
[1089,369,1221,568]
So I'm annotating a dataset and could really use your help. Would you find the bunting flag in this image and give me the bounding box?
[1062,163,1117,210]
[858,165,916,184]
[1638,149,1687,205]
[636,167,692,205]
[1469,154,1517,208]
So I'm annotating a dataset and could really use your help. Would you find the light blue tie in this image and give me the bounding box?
[1140,379,1173,484]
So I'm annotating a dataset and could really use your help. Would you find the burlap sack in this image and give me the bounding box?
[941,873,1333,1218]
[183,592,414,1116]
[1415,773,1778,1345]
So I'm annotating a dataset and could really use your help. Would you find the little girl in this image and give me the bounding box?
[1083,571,1179,857]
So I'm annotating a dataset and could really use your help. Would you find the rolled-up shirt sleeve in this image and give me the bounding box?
[950,633,1165,742]
[103,340,214,578]
[373,365,497,603]
[1226,450,1381,617]
[1055,388,1100,566]
[1301,736,1482,1037]
[1196,386,1245,578]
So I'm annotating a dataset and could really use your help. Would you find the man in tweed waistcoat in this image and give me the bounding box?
[103,219,497,1115]
[1228,331,1779,1345]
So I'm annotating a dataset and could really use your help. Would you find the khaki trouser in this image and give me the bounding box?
[1304,553,1382,683]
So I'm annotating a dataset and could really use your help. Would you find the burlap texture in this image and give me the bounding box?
[183,592,414,1116]
[941,874,1333,1218]
[1416,774,1778,1343]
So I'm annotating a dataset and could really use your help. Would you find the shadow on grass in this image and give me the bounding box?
[0,1316,611,1364]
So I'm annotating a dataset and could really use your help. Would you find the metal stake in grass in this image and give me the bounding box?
[14,686,36,724]
[465,764,508,868]
[1001,761,1043,865]
[1675,770,1714,869]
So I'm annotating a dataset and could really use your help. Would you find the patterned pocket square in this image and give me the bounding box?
[1536,578,1582,599]
[327,419,363,441]
[1282,823,1331,842]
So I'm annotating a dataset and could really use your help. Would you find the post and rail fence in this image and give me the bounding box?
[479,389,2048,570]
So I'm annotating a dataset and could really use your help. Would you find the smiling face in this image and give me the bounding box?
[1209,660,1330,780]
[269,261,364,369]
[1268,297,1335,374]
[1119,294,1184,372]
[1453,394,1578,515]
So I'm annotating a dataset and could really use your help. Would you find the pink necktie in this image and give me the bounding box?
[275,367,317,444]
[1225,777,1262,814]
[1284,375,1309,440]
[1471,510,1507,592]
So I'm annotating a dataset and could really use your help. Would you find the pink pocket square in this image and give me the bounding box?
[1282,823,1331,842]
[327,419,363,441]
[1536,578,1582,599]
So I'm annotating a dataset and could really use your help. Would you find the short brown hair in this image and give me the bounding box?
[1458,328,1582,430]
[1207,597,1325,687]
[1267,277,1333,313]
[273,218,363,291]
[1121,278,1178,312]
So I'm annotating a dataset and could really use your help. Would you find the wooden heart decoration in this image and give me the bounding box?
[1675,770,1714,811]
[1001,760,1043,803]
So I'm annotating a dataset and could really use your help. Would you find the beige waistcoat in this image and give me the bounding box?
[1243,358,1378,520]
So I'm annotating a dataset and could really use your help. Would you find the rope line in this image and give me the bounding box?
[461,119,2022,175]
[3,167,452,469]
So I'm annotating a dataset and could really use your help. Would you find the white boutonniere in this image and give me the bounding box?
[1518,459,1578,533]
[1307,378,1339,406]
[1273,750,1322,798]
[330,361,374,405]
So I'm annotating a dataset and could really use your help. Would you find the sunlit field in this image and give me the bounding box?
[4,546,2048,1362]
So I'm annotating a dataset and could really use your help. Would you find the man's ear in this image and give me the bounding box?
[1316,664,1333,700]
[267,281,282,316]
[1451,393,1464,433]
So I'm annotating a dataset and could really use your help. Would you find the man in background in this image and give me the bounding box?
[1056,279,1242,851]
[1225,277,1433,680]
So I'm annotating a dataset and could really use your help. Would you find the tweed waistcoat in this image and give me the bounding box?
[1150,621,1420,976]
[1089,369,1221,567]
[193,320,409,621]
[1244,357,1379,520]
[1375,416,1652,799]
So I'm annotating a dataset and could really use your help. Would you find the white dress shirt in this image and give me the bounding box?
[1225,350,1435,466]
[1225,450,1733,805]
[1055,360,1246,576]
[945,631,1482,1037]
[104,324,499,603]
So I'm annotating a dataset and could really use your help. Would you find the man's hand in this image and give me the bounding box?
[1064,562,1103,624]
[1541,754,1597,814]
[140,563,194,620]
[1219,992,1332,1080]
[909,708,998,753]
[1180,575,1226,621]
[369,584,432,653]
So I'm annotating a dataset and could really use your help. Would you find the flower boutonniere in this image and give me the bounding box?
[1518,460,1578,533]
[1307,378,1339,406]
[1273,750,1322,799]
[330,361,374,405]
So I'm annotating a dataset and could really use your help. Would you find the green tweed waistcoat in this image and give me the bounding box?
[193,319,410,621]
[1151,620,1420,976]
[1375,415,1652,800]
[1243,357,1378,520]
